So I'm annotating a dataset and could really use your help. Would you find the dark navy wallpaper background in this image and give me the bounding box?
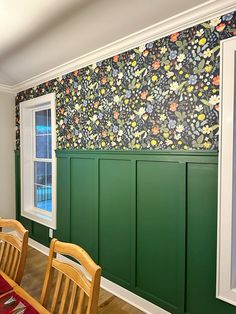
[16,11,236,150]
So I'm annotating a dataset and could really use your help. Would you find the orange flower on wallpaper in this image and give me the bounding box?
[94,101,99,108]
[113,55,119,62]
[152,61,160,70]
[170,32,180,42]
[101,77,107,84]
[152,126,159,135]
[73,70,78,76]
[114,111,119,119]
[102,130,107,138]
[216,23,226,32]
[140,91,148,100]
[74,116,79,124]
[170,102,178,112]
[215,104,219,111]
[212,75,220,85]
[66,132,71,140]
[143,50,149,57]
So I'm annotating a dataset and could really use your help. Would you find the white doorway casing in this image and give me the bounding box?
[217,36,236,306]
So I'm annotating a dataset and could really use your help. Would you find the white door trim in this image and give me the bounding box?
[217,36,236,306]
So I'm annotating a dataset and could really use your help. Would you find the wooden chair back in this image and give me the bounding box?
[40,239,101,314]
[0,218,28,284]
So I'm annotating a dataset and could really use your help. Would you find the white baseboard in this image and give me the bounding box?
[28,237,169,314]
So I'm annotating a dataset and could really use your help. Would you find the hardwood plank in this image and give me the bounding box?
[21,247,144,314]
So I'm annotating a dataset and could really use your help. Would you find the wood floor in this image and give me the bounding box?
[21,246,144,314]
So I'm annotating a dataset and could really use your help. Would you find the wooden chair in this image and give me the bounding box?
[40,239,101,314]
[0,218,28,285]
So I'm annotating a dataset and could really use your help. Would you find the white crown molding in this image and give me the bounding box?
[1,0,235,94]
[0,84,15,94]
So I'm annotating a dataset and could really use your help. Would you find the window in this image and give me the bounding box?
[20,93,56,229]
[217,37,236,305]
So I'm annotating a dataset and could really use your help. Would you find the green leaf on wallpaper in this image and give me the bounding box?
[164,60,170,65]
[197,134,204,144]
[198,59,205,70]
[117,62,124,69]
[175,111,186,121]
[201,99,210,106]
[176,40,187,49]
[193,94,198,102]
[202,22,211,28]
[229,28,236,33]
[130,78,136,89]
[161,57,167,66]
[193,67,198,74]
[140,68,147,76]
[211,124,219,131]
[176,41,182,47]
[90,82,98,90]
[133,48,141,54]
[175,111,182,119]
[212,45,220,53]
[178,81,187,90]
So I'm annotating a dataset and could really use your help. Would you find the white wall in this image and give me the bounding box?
[0,91,15,219]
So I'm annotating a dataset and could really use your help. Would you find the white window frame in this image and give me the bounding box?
[217,37,236,305]
[20,93,56,229]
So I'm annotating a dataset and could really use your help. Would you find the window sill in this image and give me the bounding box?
[21,209,56,230]
[217,289,236,307]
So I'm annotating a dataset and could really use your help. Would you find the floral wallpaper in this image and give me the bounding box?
[16,11,236,150]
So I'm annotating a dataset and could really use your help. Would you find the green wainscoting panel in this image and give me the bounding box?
[70,158,98,261]
[17,150,236,314]
[136,161,185,314]
[99,159,132,288]
[186,163,236,314]
[54,155,70,242]
[31,222,50,246]
[15,150,21,221]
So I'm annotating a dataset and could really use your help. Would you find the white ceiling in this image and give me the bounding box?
[0,0,225,86]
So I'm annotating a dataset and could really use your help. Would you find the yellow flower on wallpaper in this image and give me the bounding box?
[198,114,206,121]
[151,139,157,146]
[152,75,158,82]
[199,38,206,46]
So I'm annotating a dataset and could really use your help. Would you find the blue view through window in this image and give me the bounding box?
[34,109,52,212]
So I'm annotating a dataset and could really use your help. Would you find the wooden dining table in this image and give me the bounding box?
[0,270,50,314]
